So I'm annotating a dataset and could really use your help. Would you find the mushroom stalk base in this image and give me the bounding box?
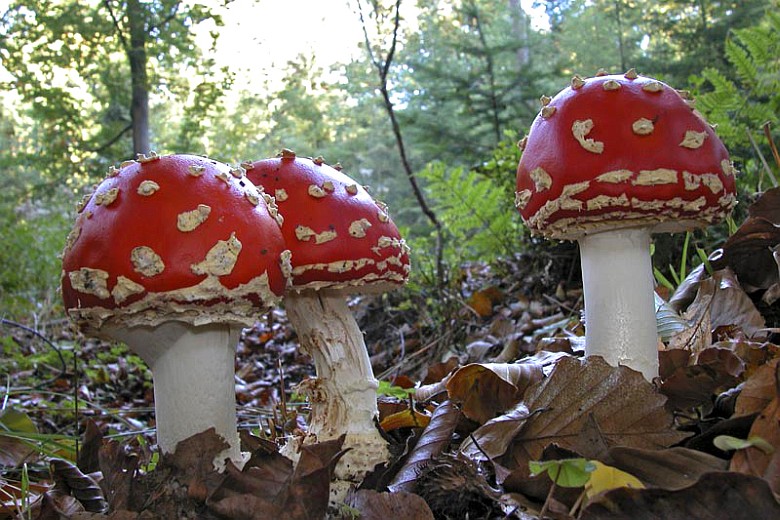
[283,290,388,499]
[579,227,659,380]
[107,321,242,466]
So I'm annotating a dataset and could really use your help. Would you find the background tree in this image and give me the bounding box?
[357,0,446,286]
[0,0,224,192]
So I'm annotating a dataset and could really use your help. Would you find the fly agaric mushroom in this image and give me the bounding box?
[245,149,410,494]
[62,153,289,465]
[515,70,737,380]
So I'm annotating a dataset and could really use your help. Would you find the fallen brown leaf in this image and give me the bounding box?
[345,489,434,520]
[730,360,780,494]
[98,438,139,512]
[465,357,688,477]
[580,471,780,520]
[50,458,107,513]
[422,356,460,385]
[660,346,745,413]
[735,358,780,416]
[207,435,346,520]
[165,428,230,501]
[445,360,543,424]
[605,446,728,490]
[387,400,461,494]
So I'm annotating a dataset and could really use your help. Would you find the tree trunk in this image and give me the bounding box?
[614,0,627,72]
[127,0,150,156]
[508,0,530,69]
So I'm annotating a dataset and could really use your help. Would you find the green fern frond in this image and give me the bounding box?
[725,37,757,86]
[421,160,519,262]
[732,25,772,69]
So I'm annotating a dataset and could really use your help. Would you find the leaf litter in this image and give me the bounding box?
[5,190,780,518]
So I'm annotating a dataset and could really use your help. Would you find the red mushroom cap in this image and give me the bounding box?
[61,153,289,332]
[515,71,738,240]
[244,150,410,292]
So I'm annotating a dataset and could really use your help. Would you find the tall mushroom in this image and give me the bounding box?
[61,153,289,464]
[515,70,737,380]
[245,149,410,494]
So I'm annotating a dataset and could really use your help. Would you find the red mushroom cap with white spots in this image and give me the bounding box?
[61,153,289,332]
[515,71,738,240]
[244,150,411,292]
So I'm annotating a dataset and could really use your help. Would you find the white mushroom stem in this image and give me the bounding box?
[578,227,659,380]
[106,321,243,466]
[282,289,388,498]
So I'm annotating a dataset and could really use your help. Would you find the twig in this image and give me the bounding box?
[746,127,779,188]
[763,121,780,171]
[0,319,67,390]
[356,0,446,290]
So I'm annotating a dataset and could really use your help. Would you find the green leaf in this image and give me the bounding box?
[713,435,774,454]
[0,408,39,435]
[528,458,596,488]
[377,380,415,399]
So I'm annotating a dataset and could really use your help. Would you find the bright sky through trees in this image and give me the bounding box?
[195,0,548,93]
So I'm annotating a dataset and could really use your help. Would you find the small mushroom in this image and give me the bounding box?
[515,72,737,380]
[245,150,410,500]
[61,154,288,466]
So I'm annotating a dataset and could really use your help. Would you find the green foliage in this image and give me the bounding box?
[528,458,596,487]
[713,434,774,453]
[0,407,77,461]
[416,132,523,270]
[377,380,415,399]
[398,0,559,165]
[692,3,780,190]
[0,197,73,319]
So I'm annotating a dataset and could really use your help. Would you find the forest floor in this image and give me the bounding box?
[3,191,780,519]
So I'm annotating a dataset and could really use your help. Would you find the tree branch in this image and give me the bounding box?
[103,0,129,52]
[91,122,133,154]
[357,0,446,289]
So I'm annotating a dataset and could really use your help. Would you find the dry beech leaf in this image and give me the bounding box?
[658,349,692,380]
[580,471,780,520]
[659,346,745,413]
[165,427,230,501]
[445,361,543,424]
[205,462,287,518]
[77,420,103,475]
[668,263,709,313]
[735,358,780,416]
[605,446,727,491]
[32,491,83,519]
[726,338,780,377]
[465,357,688,477]
[422,356,460,385]
[387,400,461,494]
[98,438,139,512]
[50,458,108,513]
[467,286,504,317]
[345,489,434,520]
[718,216,780,292]
[707,187,780,293]
[224,450,293,499]
[207,436,346,520]
[748,186,780,223]
[287,436,347,515]
[730,363,780,494]
[690,269,766,339]
[708,269,766,338]
[459,404,531,463]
